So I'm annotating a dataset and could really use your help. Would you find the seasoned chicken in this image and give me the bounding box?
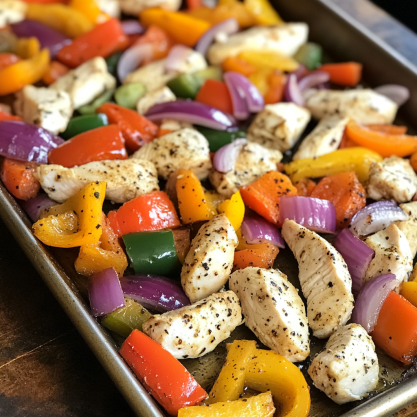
[308,324,378,404]
[363,224,413,284]
[207,24,308,65]
[119,0,180,16]
[0,0,26,27]
[181,214,238,303]
[136,86,175,115]
[209,142,283,198]
[282,220,354,338]
[14,86,72,134]
[395,202,417,258]
[229,267,309,362]
[142,290,242,359]
[50,57,116,109]
[124,51,206,91]
[293,115,349,160]
[35,160,159,203]
[131,128,212,180]
[247,103,311,152]
[159,119,193,132]
[366,156,417,203]
[94,0,120,18]
[304,89,398,124]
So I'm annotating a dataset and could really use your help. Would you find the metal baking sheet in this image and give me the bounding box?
[1,0,417,416]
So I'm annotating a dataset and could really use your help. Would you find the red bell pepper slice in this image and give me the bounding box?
[195,79,233,114]
[97,103,158,152]
[108,190,180,237]
[57,18,128,68]
[48,125,127,168]
[120,330,207,415]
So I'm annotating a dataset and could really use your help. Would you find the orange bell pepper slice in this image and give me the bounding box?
[134,25,175,64]
[140,8,210,47]
[0,48,50,96]
[42,60,69,85]
[345,120,417,157]
[222,56,256,77]
[264,71,286,104]
[69,0,109,25]
[0,53,20,70]
[57,18,128,68]
[195,79,233,114]
[319,62,363,87]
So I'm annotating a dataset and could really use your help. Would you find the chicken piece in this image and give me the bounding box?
[159,119,193,132]
[308,323,378,404]
[207,24,308,65]
[293,115,349,160]
[363,224,413,284]
[94,0,120,18]
[131,128,212,180]
[282,220,354,339]
[366,156,417,203]
[0,0,26,27]
[124,51,206,91]
[50,57,116,109]
[209,142,283,198]
[395,202,417,258]
[181,214,238,303]
[119,0,180,16]
[136,86,175,115]
[35,160,159,203]
[14,86,72,135]
[229,267,309,362]
[247,103,311,152]
[142,290,242,359]
[304,89,398,124]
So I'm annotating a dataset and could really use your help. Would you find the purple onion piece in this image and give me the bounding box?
[212,139,247,173]
[21,193,56,222]
[241,214,285,248]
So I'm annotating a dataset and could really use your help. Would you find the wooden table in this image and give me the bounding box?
[1,1,417,416]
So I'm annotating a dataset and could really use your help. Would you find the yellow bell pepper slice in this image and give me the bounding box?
[285,147,383,183]
[207,340,257,404]
[0,48,50,96]
[33,182,106,248]
[244,0,283,25]
[26,4,94,38]
[69,0,109,25]
[16,37,40,59]
[401,282,417,307]
[239,50,299,72]
[204,190,222,217]
[249,68,272,96]
[218,190,245,231]
[178,391,275,417]
[176,169,213,224]
[140,8,210,47]
[245,349,310,417]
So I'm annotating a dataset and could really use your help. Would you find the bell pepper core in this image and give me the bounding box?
[123,230,181,276]
[33,181,106,248]
[60,114,108,140]
[285,147,383,183]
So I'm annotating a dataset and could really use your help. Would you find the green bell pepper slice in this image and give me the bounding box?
[194,66,223,88]
[101,298,152,337]
[167,74,200,99]
[115,82,146,109]
[78,89,115,115]
[294,42,322,70]
[196,126,247,152]
[60,113,108,140]
[123,230,181,276]
[105,51,122,76]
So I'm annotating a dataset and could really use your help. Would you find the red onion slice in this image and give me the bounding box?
[285,73,305,106]
[165,45,195,72]
[241,214,285,248]
[0,121,63,164]
[292,64,308,81]
[88,268,125,317]
[117,43,153,82]
[21,193,56,222]
[120,274,190,313]
[224,75,249,120]
[374,84,410,106]
[224,71,264,114]
[280,196,337,233]
[351,273,397,333]
[333,228,375,293]
[350,200,408,237]
[145,100,237,130]
[298,71,330,92]
[195,18,239,56]
[121,20,145,35]
[212,138,247,173]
